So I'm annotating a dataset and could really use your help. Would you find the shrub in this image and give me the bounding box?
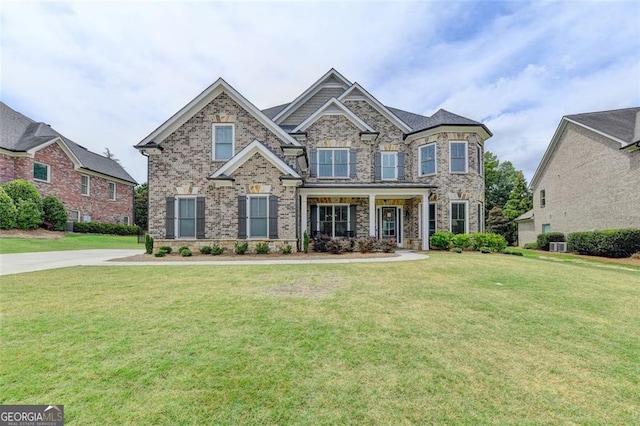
[282,244,293,255]
[303,231,310,253]
[211,244,224,256]
[503,249,524,256]
[523,242,538,250]
[312,234,331,252]
[378,238,398,253]
[180,247,192,257]
[568,228,640,258]
[326,239,343,254]
[357,236,377,253]
[472,233,507,252]
[452,233,472,250]
[1,179,43,212]
[452,247,463,253]
[234,241,248,255]
[631,253,640,260]
[154,249,167,257]
[480,246,492,254]
[0,187,17,229]
[144,234,154,254]
[159,246,173,254]
[42,196,67,231]
[178,245,189,252]
[73,221,140,235]
[536,232,565,251]
[15,199,43,229]
[255,242,270,254]
[430,231,454,250]
[200,246,213,255]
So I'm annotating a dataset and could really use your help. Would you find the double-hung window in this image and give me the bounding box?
[33,162,50,182]
[450,141,468,173]
[248,196,268,238]
[450,201,467,234]
[318,205,349,237]
[420,144,436,175]
[381,152,397,180]
[177,197,196,239]
[213,124,234,161]
[108,182,116,201]
[318,148,348,178]
[81,175,90,196]
[540,190,546,208]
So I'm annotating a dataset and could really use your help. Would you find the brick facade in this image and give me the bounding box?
[1,142,134,224]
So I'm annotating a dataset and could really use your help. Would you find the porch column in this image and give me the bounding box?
[301,193,308,236]
[422,192,430,251]
[369,193,376,237]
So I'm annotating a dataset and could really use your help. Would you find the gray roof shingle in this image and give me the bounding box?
[0,102,136,184]
[566,107,640,144]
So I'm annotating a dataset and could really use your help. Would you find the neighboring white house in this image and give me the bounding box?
[516,107,640,246]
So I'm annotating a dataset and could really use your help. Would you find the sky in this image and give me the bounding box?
[1,0,639,185]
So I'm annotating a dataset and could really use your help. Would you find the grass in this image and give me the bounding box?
[0,233,140,253]
[509,247,640,270]
[1,253,639,424]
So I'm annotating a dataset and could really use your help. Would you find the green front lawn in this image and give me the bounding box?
[1,253,638,424]
[0,233,140,253]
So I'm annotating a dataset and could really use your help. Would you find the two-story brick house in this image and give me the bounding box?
[136,69,491,251]
[0,102,137,224]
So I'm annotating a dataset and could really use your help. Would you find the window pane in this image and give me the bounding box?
[215,126,232,143]
[215,143,232,160]
[382,153,396,179]
[421,145,435,175]
[179,199,195,218]
[429,204,436,238]
[250,197,267,218]
[318,150,333,177]
[34,163,48,181]
[249,197,268,237]
[81,175,89,195]
[451,142,466,173]
[251,218,268,237]
[334,150,348,177]
[451,203,466,234]
[179,219,195,237]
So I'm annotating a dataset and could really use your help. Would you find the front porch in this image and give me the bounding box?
[300,184,435,250]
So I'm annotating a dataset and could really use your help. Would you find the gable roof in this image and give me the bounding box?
[337,83,412,133]
[271,69,351,124]
[530,106,640,188]
[136,78,300,148]
[292,98,375,133]
[0,102,137,184]
[209,140,301,179]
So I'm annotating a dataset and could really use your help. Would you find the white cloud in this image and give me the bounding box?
[1,0,639,185]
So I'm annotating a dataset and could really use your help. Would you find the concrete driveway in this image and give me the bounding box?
[0,249,143,276]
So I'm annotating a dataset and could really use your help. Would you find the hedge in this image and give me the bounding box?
[568,228,640,258]
[536,232,565,251]
[73,221,140,235]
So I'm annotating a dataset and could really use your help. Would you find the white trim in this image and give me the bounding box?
[419,143,437,176]
[137,78,300,147]
[272,69,352,124]
[81,174,91,196]
[108,181,117,201]
[0,147,31,157]
[175,196,197,239]
[247,194,269,239]
[123,216,130,226]
[28,137,83,169]
[338,83,412,133]
[317,147,350,178]
[449,140,468,174]
[477,144,483,176]
[449,200,469,234]
[477,202,484,233]
[405,125,492,143]
[292,98,374,133]
[212,123,235,161]
[380,152,398,180]
[78,169,135,187]
[70,210,80,222]
[210,140,301,179]
[33,161,50,183]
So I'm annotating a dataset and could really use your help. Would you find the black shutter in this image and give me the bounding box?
[397,152,405,180]
[237,196,247,239]
[349,205,357,237]
[309,148,317,177]
[374,152,381,180]
[310,204,318,236]
[269,195,278,239]
[196,197,205,239]
[349,149,357,178]
[166,197,175,239]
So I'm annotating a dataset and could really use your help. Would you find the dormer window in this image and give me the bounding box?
[212,124,234,161]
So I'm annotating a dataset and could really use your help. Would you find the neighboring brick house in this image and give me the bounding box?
[0,102,137,225]
[516,107,640,246]
[136,69,492,251]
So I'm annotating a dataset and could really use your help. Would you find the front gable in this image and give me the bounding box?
[338,83,412,133]
[292,98,375,133]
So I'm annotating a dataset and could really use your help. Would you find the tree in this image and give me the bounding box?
[488,206,511,243]
[134,183,148,230]
[103,147,121,164]
[484,151,518,224]
[503,171,533,220]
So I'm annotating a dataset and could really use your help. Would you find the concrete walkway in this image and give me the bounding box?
[0,249,428,276]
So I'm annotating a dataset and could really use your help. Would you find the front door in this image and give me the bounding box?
[378,206,402,246]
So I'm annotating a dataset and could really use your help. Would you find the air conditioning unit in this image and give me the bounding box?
[549,242,558,251]
[557,242,568,252]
